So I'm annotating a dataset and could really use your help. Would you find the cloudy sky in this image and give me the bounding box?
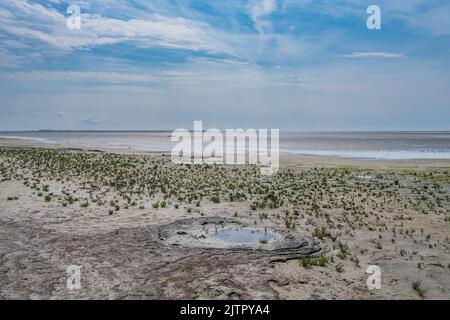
[0,0,449,131]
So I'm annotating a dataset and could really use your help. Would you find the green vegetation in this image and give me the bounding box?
[0,146,448,289]
[0,148,446,226]
[337,242,349,259]
[210,194,221,203]
[412,280,427,298]
[299,255,329,268]
[259,212,269,220]
[80,201,89,208]
[313,227,329,240]
[335,264,344,273]
[374,240,383,250]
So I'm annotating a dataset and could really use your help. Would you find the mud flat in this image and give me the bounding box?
[0,141,449,299]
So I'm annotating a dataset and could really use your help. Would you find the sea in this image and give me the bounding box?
[1,131,450,160]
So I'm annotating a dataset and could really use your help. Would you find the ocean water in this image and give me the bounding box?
[1,131,450,160]
[280,132,450,160]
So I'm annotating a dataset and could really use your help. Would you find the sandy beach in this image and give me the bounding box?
[0,138,449,300]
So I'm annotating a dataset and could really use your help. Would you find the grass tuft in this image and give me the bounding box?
[300,255,328,268]
[412,280,427,298]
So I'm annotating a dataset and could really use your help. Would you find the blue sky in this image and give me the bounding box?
[0,0,449,130]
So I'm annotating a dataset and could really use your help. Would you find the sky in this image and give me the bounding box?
[0,0,449,131]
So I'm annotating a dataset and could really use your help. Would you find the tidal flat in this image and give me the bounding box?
[0,142,449,299]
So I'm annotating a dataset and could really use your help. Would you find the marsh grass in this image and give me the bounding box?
[350,255,360,267]
[337,242,349,259]
[0,146,449,291]
[375,240,383,250]
[259,212,269,220]
[313,227,329,240]
[80,201,89,208]
[211,194,220,203]
[412,280,427,298]
[335,264,344,273]
[300,255,328,268]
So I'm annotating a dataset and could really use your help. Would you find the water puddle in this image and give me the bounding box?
[208,228,278,244]
[157,217,321,256]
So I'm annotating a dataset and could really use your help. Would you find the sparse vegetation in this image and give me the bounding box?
[80,201,89,208]
[0,146,448,299]
[313,227,329,240]
[412,280,427,298]
[210,194,220,203]
[300,255,329,268]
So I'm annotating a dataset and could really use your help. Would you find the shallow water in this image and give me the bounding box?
[1,131,450,160]
[208,228,278,244]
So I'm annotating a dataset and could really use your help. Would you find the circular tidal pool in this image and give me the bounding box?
[208,227,278,244]
[157,217,322,256]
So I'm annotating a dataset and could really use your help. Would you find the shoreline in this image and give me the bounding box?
[1,137,450,169]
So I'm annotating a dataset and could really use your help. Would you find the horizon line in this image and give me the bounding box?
[1,130,450,134]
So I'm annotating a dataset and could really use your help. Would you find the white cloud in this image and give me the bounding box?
[1,71,162,83]
[250,0,277,35]
[251,0,277,20]
[0,1,234,57]
[342,52,404,59]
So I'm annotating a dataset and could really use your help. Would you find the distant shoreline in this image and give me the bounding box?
[1,130,450,134]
